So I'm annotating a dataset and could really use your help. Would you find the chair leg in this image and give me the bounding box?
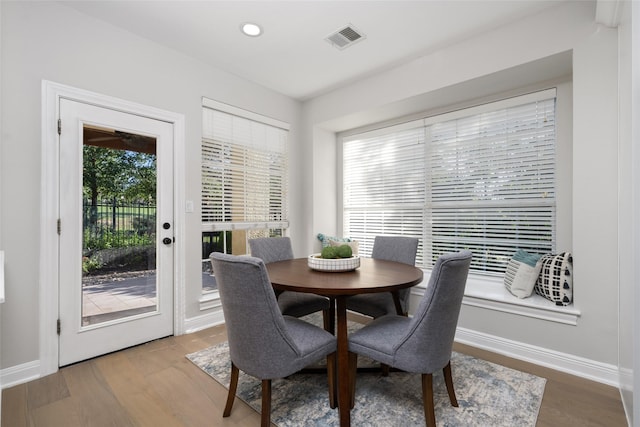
[223,362,239,417]
[421,373,436,427]
[443,361,458,407]
[348,352,358,409]
[327,352,337,409]
[381,363,390,376]
[261,379,272,427]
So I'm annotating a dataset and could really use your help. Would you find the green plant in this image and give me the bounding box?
[321,245,353,259]
[336,244,353,258]
[321,246,337,259]
[84,227,155,251]
[82,256,103,274]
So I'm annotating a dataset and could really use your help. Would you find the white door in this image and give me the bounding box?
[58,99,174,366]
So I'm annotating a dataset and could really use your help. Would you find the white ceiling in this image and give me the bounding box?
[62,1,570,101]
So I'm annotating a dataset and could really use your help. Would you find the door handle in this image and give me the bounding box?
[162,237,173,245]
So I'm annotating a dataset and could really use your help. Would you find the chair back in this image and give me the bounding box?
[371,236,418,265]
[209,252,302,378]
[249,237,294,264]
[393,251,472,373]
[371,236,419,311]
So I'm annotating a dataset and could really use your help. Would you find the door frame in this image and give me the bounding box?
[40,81,186,376]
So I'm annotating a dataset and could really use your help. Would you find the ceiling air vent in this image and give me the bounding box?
[325,24,366,50]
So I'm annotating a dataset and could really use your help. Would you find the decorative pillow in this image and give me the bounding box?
[504,250,542,298]
[316,233,351,248]
[534,252,573,306]
[328,239,359,256]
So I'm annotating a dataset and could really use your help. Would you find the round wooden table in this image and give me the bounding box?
[265,257,424,427]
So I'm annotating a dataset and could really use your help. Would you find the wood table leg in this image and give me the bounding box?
[391,290,405,316]
[336,297,350,427]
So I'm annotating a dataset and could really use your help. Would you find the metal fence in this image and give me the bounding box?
[83,200,156,249]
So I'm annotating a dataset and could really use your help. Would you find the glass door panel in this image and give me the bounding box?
[81,125,158,326]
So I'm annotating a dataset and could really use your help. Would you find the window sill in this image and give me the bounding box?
[416,271,580,325]
[199,290,221,311]
[461,274,580,325]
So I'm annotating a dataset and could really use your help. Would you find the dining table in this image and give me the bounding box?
[265,256,424,427]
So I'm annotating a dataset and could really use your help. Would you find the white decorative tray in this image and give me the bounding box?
[308,254,360,272]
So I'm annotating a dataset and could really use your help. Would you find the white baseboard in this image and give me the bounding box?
[1,359,40,389]
[618,367,633,426]
[455,326,619,387]
[182,310,225,334]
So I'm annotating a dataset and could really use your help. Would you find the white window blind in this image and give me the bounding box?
[343,90,556,276]
[202,106,289,232]
[343,122,426,264]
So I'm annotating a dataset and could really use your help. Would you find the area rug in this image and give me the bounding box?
[186,333,546,426]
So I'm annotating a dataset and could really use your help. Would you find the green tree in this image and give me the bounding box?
[83,146,156,230]
[121,151,157,201]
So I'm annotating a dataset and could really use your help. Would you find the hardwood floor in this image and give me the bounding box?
[2,322,628,427]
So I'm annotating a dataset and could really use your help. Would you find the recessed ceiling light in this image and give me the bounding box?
[241,22,262,37]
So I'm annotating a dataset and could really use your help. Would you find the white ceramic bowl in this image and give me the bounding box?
[308,254,360,272]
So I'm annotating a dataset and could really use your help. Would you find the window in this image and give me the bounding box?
[343,89,556,277]
[201,98,289,291]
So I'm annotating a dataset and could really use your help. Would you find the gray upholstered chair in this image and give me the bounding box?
[345,236,419,318]
[210,252,337,427]
[347,250,472,427]
[249,237,335,333]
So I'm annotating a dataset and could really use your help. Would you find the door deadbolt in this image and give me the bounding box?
[163,222,171,230]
